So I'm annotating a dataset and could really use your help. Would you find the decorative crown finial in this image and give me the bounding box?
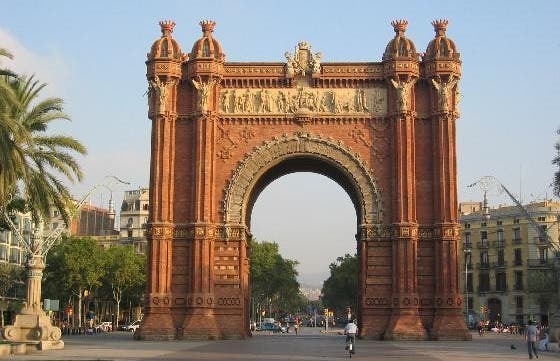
[159,20,176,36]
[431,19,449,36]
[200,20,216,35]
[391,20,408,35]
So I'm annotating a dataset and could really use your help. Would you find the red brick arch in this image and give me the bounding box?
[137,19,470,341]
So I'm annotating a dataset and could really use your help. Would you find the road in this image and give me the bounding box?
[8,327,559,360]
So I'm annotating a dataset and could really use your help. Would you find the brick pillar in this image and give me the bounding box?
[430,113,471,340]
[384,110,427,340]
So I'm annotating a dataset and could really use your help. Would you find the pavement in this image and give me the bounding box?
[2,327,559,360]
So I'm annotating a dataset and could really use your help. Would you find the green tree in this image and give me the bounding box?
[321,254,358,315]
[44,236,105,327]
[0,262,24,327]
[103,246,146,328]
[249,238,302,317]
[0,73,87,226]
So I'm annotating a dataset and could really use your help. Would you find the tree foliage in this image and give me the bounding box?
[321,254,358,314]
[249,238,304,314]
[0,50,86,226]
[102,245,146,327]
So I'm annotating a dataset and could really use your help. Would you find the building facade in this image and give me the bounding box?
[119,188,149,254]
[459,201,560,326]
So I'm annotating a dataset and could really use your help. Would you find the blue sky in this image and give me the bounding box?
[2,0,559,285]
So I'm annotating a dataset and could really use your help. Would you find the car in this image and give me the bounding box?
[121,320,141,332]
[96,321,113,332]
[259,322,280,332]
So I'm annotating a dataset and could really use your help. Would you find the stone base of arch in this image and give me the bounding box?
[383,309,429,340]
[430,309,472,341]
[135,306,176,341]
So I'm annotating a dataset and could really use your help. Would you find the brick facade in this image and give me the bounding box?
[137,19,470,341]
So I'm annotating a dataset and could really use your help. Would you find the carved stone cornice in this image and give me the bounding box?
[358,224,392,241]
[173,223,248,242]
[147,223,174,240]
[392,223,419,240]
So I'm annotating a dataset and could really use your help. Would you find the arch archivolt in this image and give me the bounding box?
[222,131,383,225]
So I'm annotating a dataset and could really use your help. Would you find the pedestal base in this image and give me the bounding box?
[1,312,64,354]
[384,311,428,340]
[430,310,472,340]
[134,312,175,341]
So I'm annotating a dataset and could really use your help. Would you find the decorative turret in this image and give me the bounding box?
[146,20,184,117]
[148,21,184,61]
[383,20,420,114]
[188,20,225,113]
[383,20,418,61]
[190,20,225,62]
[422,20,461,114]
[424,20,460,61]
[423,19,461,79]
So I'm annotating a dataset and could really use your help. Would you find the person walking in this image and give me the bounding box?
[525,320,539,359]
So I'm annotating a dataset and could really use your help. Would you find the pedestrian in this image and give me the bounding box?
[294,317,300,335]
[525,320,539,359]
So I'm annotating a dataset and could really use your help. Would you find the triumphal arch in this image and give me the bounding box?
[137,18,470,341]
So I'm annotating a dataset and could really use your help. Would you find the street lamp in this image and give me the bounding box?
[0,175,129,350]
[464,248,472,324]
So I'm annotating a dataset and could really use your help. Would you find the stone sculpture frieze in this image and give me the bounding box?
[219,87,387,116]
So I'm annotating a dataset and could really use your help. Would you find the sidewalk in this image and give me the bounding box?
[2,329,558,360]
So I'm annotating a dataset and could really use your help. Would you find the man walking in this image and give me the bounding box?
[525,320,539,359]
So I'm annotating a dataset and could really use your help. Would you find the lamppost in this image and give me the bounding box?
[464,248,472,325]
[0,176,128,350]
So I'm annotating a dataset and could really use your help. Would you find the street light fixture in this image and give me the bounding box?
[464,248,472,324]
[0,175,129,350]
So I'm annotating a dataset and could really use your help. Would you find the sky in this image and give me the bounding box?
[1,0,559,286]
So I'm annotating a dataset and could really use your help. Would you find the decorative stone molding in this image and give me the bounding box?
[222,132,383,225]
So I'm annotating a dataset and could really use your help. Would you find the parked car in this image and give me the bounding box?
[96,321,113,332]
[121,320,141,332]
[259,322,280,333]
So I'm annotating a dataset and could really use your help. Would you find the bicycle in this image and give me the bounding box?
[345,335,356,358]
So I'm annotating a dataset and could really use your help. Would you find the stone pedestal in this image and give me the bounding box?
[1,255,64,351]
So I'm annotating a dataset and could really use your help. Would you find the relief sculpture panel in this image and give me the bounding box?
[219,87,387,117]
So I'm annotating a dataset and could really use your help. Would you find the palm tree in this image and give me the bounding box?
[0,73,87,225]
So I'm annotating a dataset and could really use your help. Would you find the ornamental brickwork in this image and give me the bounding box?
[137,19,470,341]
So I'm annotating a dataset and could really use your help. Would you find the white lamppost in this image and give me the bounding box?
[0,176,128,351]
[464,248,471,325]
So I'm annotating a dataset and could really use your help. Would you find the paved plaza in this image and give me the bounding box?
[4,327,559,361]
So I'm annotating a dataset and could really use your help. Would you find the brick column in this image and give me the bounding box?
[384,110,427,340]
[430,113,471,340]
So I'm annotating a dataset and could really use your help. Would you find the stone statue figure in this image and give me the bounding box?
[312,52,322,74]
[285,52,295,77]
[149,77,176,113]
[221,90,230,113]
[431,75,458,112]
[390,78,416,112]
[192,76,219,112]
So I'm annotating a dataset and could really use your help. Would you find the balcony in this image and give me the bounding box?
[512,238,523,245]
[493,240,505,248]
[477,241,489,249]
[492,261,507,269]
[527,259,554,268]
[464,242,473,250]
[477,262,490,270]
[513,284,524,291]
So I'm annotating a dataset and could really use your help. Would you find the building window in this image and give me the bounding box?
[481,222,487,228]
[467,297,473,311]
[481,231,488,246]
[479,273,490,292]
[516,296,523,309]
[497,229,504,241]
[513,228,521,241]
[538,216,546,222]
[496,272,507,292]
[128,229,133,238]
[143,204,149,211]
[480,251,489,266]
[466,252,472,269]
[514,218,520,224]
[497,249,505,266]
[514,248,522,266]
[0,245,7,260]
[467,273,473,292]
[539,248,548,264]
[496,220,502,226]
[9,248,19,263]
[53,210,59,217]
[465,232,471,243]
[515,271,523,290]
[465,223,471,229]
